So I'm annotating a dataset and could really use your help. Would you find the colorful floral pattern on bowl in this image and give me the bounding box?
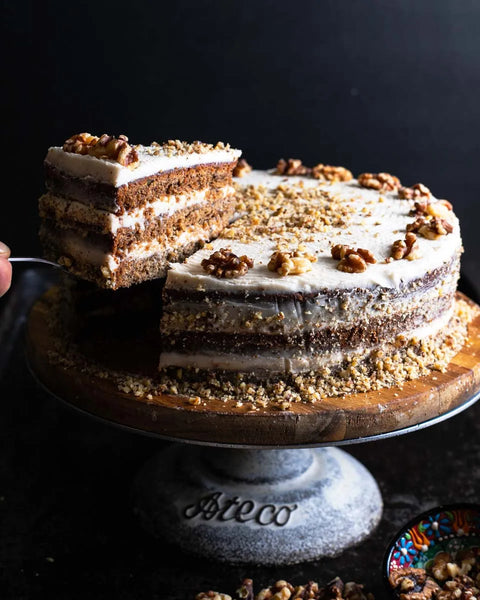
[384,503,480,577]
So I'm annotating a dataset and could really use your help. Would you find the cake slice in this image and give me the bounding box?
[159,163,466,397]
[39,133,241,289]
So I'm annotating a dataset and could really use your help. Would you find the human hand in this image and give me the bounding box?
[0,242,12,296]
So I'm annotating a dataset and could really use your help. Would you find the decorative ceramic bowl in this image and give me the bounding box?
[383,503,480,594]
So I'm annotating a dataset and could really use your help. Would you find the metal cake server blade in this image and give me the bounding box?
[8,257,68,273]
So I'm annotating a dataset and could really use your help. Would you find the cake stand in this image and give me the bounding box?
[24,288,480,566]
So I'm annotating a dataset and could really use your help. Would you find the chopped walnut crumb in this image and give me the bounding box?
[390,551,480,600]
[311,164,353,182]
[237,579,254,600]
[196,592,232,600]
[150,139,232,157]
[275,158,311,176]
[398,183,431,200]
[391,232,421,261]
[63,132,98,154]
[268,249,317,276]
[58,255,73,268]
[201,248,254,278]
[456,549,479,578]
[228,577,374,600]
[436,575,479,600]
[63,132,139,167]
[225,181,349,244]
[357,172,401,191]
[430,552,459,582]
[233,158,253,177]
[389,568,439,599]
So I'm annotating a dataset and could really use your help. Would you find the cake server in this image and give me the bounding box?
[8,257,68,272]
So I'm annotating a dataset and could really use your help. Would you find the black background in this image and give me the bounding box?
[2,0,480,281]
[1,1,480,598]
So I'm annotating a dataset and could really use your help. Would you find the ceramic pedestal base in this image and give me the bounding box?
[133,444,382,566]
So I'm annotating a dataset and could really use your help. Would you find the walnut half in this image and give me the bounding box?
[357,172,401,191]
[201,248,254,278]
[268,249,317,276]
[311,164,353,182]
[391,232,421,261]
[407,216,454,240]
[331,244,376,273]
[398,183,431,200]
[275,158,311,176]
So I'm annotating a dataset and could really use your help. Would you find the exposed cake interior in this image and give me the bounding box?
[39,134,241,289]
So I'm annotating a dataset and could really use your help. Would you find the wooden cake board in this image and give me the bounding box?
[24,290,480,565]
[26,291,480,448]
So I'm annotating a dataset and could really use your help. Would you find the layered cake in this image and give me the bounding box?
[39,133,241,289]
[159,161,468,399]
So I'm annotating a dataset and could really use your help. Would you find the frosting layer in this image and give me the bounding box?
[45,145,241,187]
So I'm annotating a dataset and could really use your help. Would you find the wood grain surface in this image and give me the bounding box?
[25,290,480,447]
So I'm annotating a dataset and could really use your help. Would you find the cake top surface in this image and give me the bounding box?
[45,134,241,187]
[165,168,461,293]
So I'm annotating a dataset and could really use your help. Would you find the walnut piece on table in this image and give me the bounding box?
[196,577,374,600]
[388,549,480,600]
[388,567,439,599]
[435,575,480,600]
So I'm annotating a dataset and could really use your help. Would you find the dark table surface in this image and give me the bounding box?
[1,268,479,600]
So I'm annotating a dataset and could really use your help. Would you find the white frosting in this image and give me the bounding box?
[42,185,234,234]
[159,307,454,373]
[58,227,212,273]
[165,170,461,293]
[45,145,241,187]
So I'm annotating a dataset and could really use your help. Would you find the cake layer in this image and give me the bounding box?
[39,185,234,240]
[44,161,237,213]
[160,286,455,355]
[40,193,235,289]
[161,259,459,337]
[159,308,455,374]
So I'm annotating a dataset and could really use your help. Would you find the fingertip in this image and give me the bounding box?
[0,241,11,258]
[0,257,12,296]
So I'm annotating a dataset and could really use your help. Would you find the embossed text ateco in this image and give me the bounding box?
[183,491,298,527]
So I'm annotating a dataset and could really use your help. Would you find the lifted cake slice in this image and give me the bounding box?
[39,133,241,289]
